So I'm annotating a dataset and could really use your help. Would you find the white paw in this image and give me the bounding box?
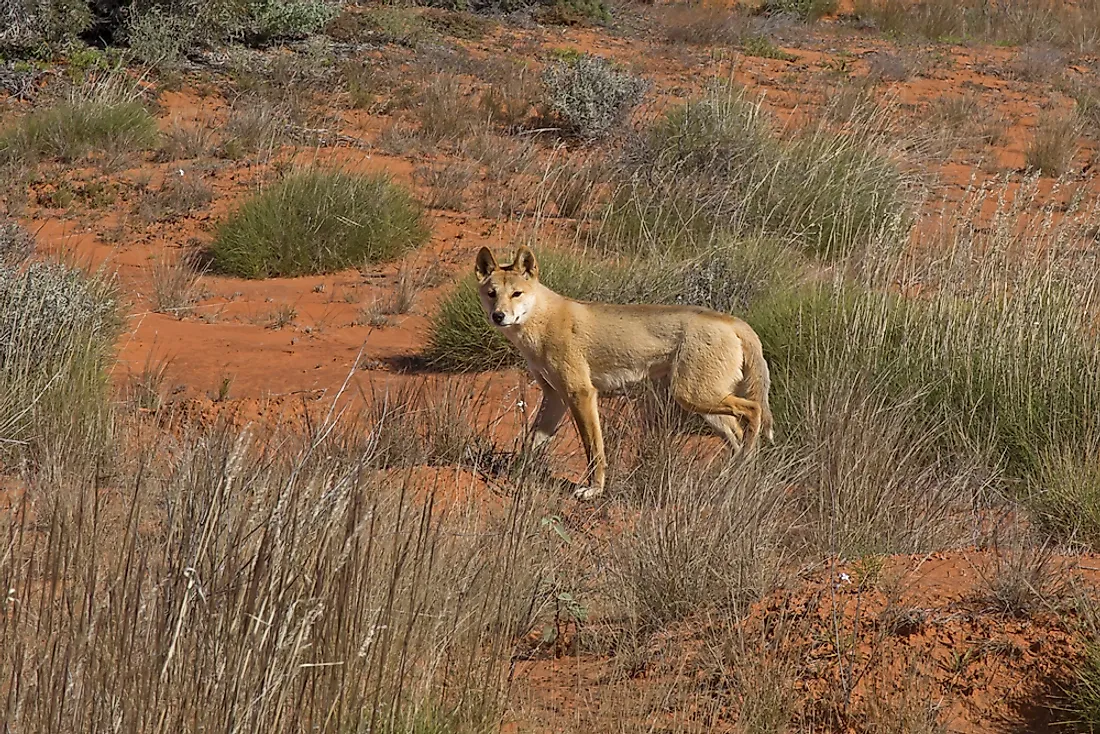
[573,485,603,501]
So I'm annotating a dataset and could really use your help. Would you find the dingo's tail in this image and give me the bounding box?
[742,331,774,443]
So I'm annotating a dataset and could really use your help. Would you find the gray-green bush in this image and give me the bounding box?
[542,55,649,141]
[210,169,430,278]
[0,259,118,469]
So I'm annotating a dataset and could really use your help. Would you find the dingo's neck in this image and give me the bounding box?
[498,282,562,356]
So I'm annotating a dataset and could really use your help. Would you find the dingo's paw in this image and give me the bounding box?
[573,485,603,501]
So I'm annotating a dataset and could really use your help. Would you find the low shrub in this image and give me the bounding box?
[0,259,119,468]
[209,169,429,278]
[542,55,649,141]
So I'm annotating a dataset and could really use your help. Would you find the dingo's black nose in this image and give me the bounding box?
[492,311,505,325]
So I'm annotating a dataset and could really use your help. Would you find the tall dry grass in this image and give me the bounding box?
[0,382,562,732]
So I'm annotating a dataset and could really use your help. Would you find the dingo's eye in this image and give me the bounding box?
[487,289,497,298]
[512,291,522,298]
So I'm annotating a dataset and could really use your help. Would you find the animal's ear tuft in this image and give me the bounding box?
[513,246,538,280]
[475,247,498,279]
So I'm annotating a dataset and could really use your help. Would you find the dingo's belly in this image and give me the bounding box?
[590,368,648,393]
[590,363,669,394]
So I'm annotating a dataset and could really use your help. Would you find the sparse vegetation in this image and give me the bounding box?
[210,169,430,278]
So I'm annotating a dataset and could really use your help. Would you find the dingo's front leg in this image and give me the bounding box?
[565,384,606,500]
[529,381,568,452]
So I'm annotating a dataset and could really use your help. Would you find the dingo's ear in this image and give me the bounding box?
[513,246,538,280]
[475,247,498,279]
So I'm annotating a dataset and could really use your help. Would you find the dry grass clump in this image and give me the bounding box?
[414,74,479,145]
[1025,110,1081,176]
[866,50,916,82]
[218,99,292,160]
[0,75,158,164]
[135,170,214,223]
[975,541,1071,618]
[545,155,606,218]
[659,2,747,46]
[479,63,540,133]
[418,160,477,211]
[854,0,1100,50]
[150,252,204,317]
[156,120,214,161]
[608,449,795,629]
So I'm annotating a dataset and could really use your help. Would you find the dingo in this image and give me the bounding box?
[476,246,774,500]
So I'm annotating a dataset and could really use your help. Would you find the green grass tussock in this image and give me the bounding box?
[0,77,158,163]
[604,83,913,259]
[210,169,430,278]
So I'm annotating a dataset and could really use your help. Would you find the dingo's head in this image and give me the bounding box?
[475,246,539,328]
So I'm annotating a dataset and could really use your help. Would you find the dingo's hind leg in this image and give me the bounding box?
[673,392,763,454]
[702,414,745,454]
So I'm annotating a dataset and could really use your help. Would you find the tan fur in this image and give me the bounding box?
[476,246,774,500]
